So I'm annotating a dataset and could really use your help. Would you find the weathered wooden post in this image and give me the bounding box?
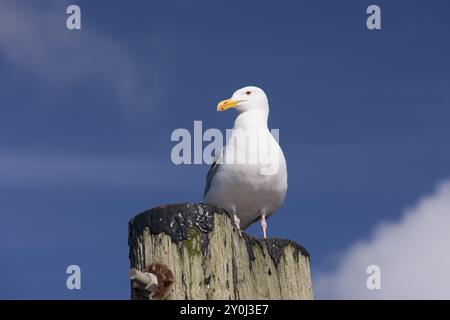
[128,203,313,300]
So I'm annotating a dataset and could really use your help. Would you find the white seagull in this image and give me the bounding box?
[203,86,288,238]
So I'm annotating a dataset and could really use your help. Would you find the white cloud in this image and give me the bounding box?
[316,180,450,299]
[0,1,161,111]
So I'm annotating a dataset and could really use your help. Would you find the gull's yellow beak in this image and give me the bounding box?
[217,99,240,112]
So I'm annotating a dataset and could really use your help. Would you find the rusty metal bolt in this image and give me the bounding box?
[129,269,158,293]
[129,262,174,300]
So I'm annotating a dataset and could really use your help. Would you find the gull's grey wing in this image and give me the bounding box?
[203,160,220,198]
[203,149,224,198]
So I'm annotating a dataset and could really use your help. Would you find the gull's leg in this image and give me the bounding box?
[233,214,241,237]
[260,214,267,239]
[230,205,241,236]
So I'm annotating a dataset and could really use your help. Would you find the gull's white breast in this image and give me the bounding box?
[204,128,287,228]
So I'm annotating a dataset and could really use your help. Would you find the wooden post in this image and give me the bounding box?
[128,203,313,300]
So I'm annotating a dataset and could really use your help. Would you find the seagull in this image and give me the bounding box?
[203,86,287,238]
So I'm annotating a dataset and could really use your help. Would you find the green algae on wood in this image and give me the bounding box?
[128,203,313,300]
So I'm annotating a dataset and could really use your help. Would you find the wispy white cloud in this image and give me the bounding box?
[0,150,175,189]
[0,1,162,111]
[315,180,450,299]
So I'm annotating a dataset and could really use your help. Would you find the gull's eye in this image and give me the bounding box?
[245,91,252,95]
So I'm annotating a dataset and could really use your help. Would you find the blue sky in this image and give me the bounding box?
[0,0,449,299]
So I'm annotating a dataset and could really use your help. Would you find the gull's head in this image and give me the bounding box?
[217,86,268,114]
